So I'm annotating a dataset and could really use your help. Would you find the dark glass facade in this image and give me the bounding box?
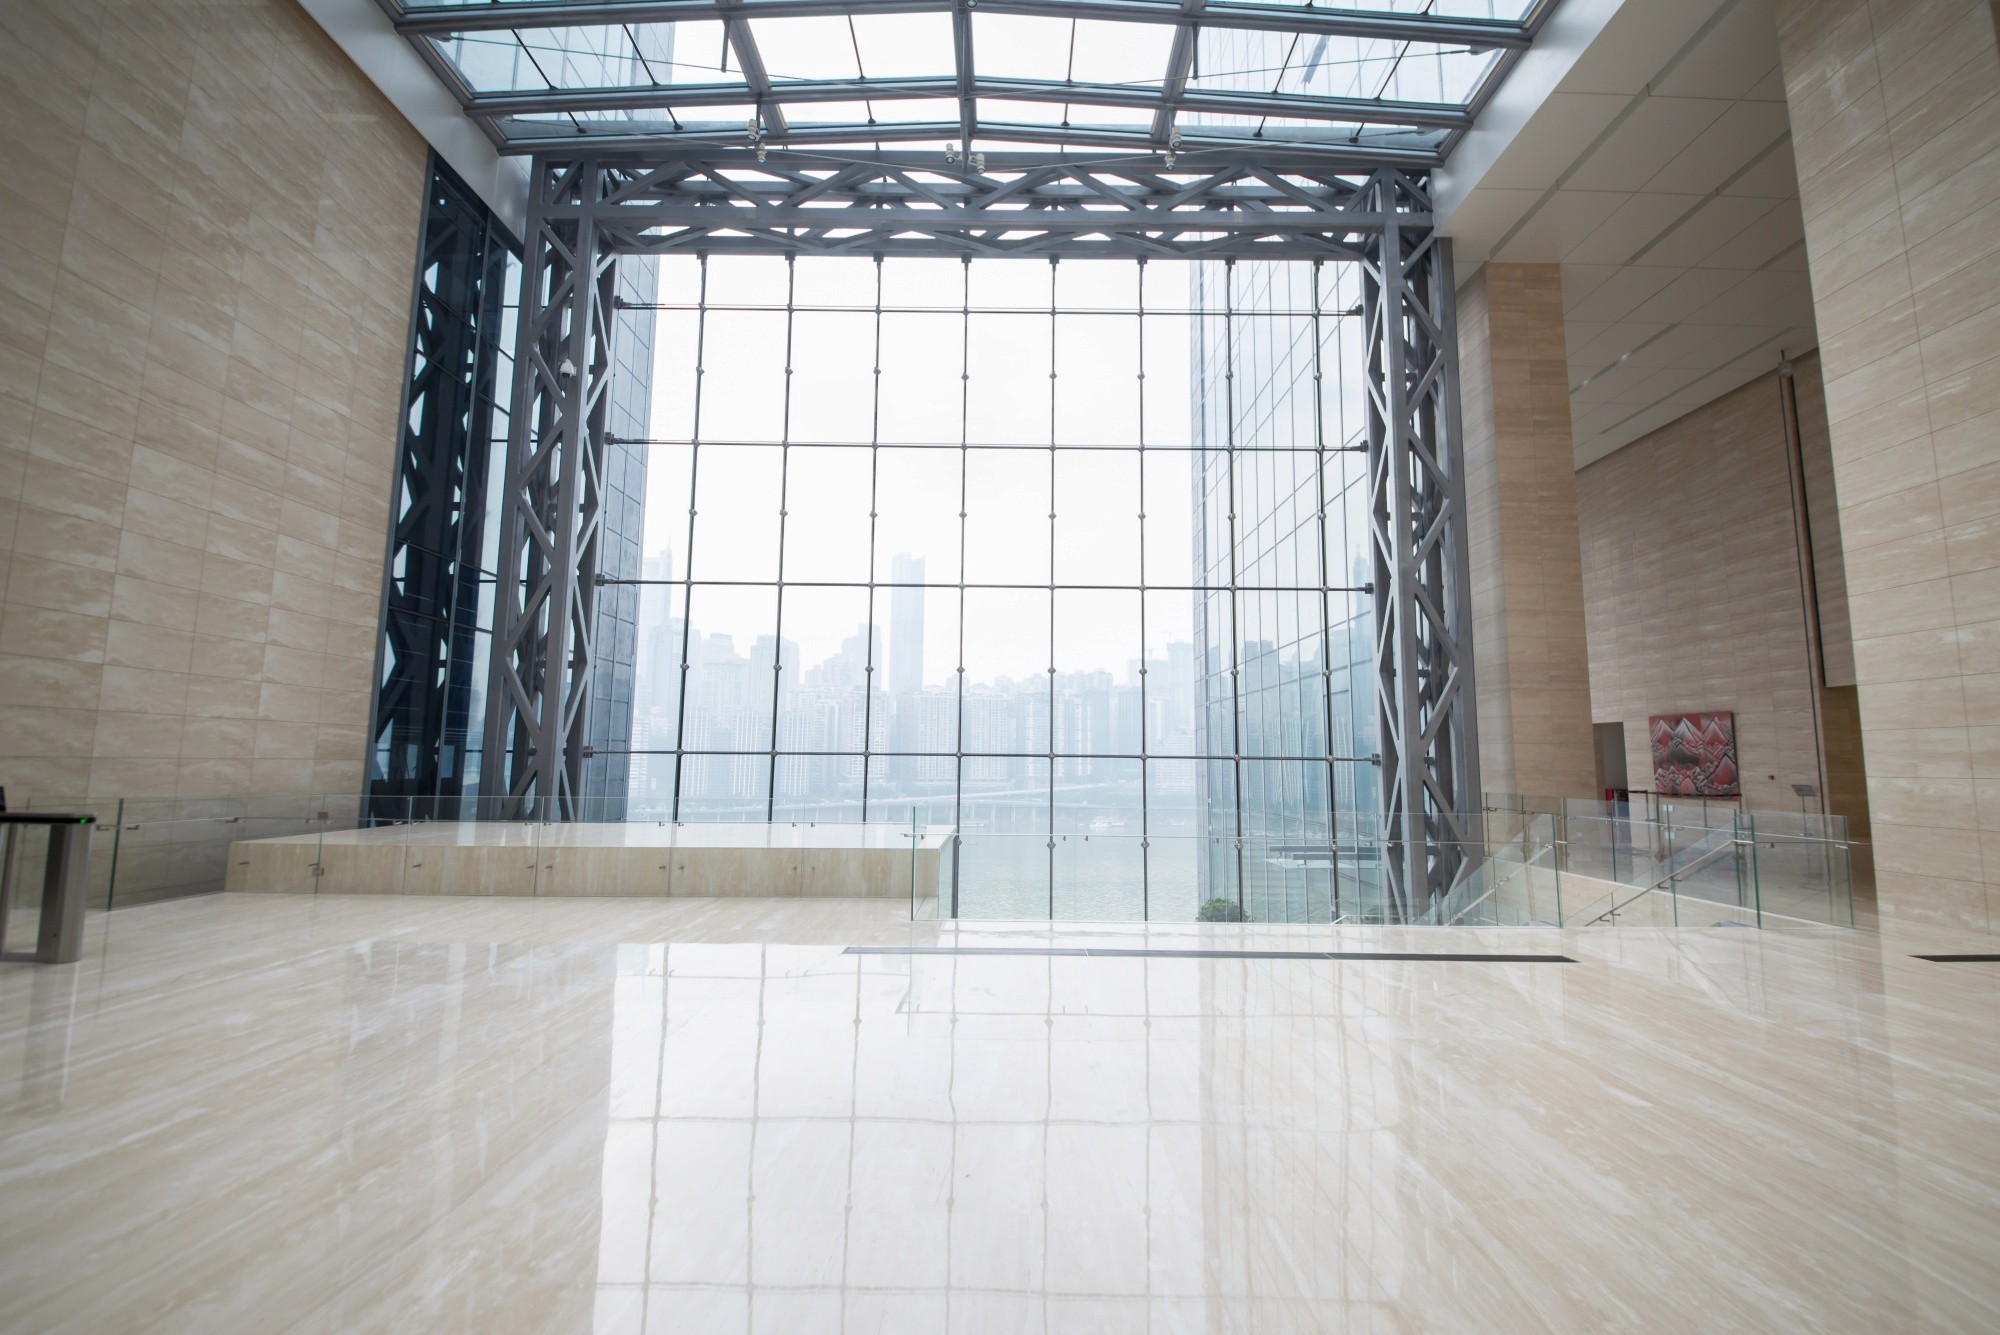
[368,157,519,820]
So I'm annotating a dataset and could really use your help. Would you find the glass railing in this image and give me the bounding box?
[1482,793,1854,928]
[0,789,1853,929]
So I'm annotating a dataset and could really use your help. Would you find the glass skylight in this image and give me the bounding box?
[396,0,1548,163]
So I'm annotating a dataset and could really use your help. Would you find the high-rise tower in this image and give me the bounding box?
[888,553,925,698]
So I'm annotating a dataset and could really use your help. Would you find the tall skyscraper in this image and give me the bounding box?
[888,553,924,697]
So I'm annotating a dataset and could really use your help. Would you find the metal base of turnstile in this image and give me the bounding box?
[0,816,94,964]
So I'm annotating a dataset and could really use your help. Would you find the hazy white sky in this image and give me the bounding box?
[642,256,1198,684]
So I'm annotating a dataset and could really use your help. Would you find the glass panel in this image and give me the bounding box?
[957,756,1050,917]
[701,256,792,308]
[641,442,693,582]
[788,311,877,442]
[774,582,873,726]
[966,258,1045,312]
[770,584,872,818]
[1141,449,1200,589]
[963,449,1051,585]
[748,16,863,82]
[697,310,789,441]
[1242,592,1329,761]
[879,259,968,312]
[444,24,722,92]
[1054,449,1139,586]
[973,14,1171,84]
[980,98,1151,128]
[1054,261,1139,313]
[792,258,879,309]
[781,99,960,128]
[631,577,686,769]
[1053,826,1145,920]
[848,12,956,78]
[1053,588,1139,698]
[781,447,872,585]
[966,310,1051,444]
[874,447,962,586]
[1143,588,1200,759]
[1054,314,1140,445]
[1194,759,1242,916]
[689,444,782,581]
[962,588,1050,759]
[877,313,965,443]
[676,754,771,821]
[681,584,778,754]
[875,575,958,714]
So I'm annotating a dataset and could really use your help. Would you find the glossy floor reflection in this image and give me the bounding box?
[2,894,1998,1332]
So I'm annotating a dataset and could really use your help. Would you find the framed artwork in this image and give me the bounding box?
[1649,712,1739,797]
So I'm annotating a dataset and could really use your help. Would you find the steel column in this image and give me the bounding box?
[481,160,621,818]
[1361,170,1481,919]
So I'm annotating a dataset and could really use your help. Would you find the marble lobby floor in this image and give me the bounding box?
[1,895,1998,1333]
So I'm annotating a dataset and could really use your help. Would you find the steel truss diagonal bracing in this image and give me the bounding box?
[1360,170,1481,919]
[483,153,1482,913]
[481,162,621,817]
[559,151,1407,260]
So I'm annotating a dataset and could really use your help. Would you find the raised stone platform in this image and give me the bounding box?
[224,822,953,901]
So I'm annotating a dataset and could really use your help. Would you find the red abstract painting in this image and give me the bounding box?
[1649,712,1739,797]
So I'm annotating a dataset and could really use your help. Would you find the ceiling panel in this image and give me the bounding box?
[1554,0,1734,95]
[1635,194,1784,268]
[1652,0,1782,100]
[1642,101,1792,194]
[1437,0,1819,470]
[1562,96,1734,193]
[1470,92,1628,190]
[1564,319,1660,376]
[1621,267,1747,324]
[1723,135,1802,198]
[1490,190,1627,262]
[1700,196,1807,269]
[1563,264,1683,324]
[1559,264,1624,314]
[1684,268,1813,326]
[1561,192,1708,265]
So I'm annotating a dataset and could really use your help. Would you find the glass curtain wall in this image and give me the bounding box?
[1191,260,1374,924]
[581,258,661,817]
[368,157,520,821]
[617,255,1372,920]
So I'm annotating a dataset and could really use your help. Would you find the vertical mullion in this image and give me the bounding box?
[1309,260,1341,924]
[668,255,710,822]
[1136,257,1151,922]
[764,256,797,820]
[954,258,970,858]
[1046,257,1058,920]
[1224,259,1246,915]
[859,258,885,821]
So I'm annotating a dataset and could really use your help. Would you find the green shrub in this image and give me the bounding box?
[1197,897,1245,923]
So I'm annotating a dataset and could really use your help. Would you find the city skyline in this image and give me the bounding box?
[624,542,1206,821]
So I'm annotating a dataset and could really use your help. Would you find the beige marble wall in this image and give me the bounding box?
[222,829,943,901]
[1577,355,1872,861]
[0,1,425,821]
[1774,0,2000,926]
[1457,263,1598,799]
